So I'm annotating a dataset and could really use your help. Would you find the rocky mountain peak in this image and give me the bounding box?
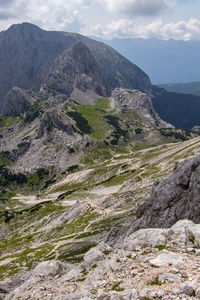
[42,41,108,101]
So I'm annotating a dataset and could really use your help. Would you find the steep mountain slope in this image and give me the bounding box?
[94,37,200,84]
[158,81,200,96]
[0,22,151,111]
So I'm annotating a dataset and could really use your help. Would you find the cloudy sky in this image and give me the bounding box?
[0,0,200,40]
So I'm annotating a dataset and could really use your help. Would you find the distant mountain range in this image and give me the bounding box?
[158,81,200,96]
[92,37,200,84]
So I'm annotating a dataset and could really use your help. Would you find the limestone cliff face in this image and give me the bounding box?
[136,156,200,228]
[111,88,173,129]
[42,41,109,100]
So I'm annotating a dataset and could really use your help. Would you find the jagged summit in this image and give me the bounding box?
[42,41,108,102]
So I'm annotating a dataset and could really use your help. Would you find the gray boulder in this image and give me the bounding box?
[124,228,168,251]
[149,252,184,267]
[84,241,113,266]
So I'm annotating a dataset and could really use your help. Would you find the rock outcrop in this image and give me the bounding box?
[4,220,200,300]
[135,155,200,229]
[42,41,108,101]
[111,88,173,129]
[2,87,38,116]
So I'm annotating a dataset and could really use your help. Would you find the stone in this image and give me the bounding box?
[124,228,168,250]
[31,260,70,278]
[97,291,111,300]
[179,283,195,296]
[195,249,200,256]
[149,252,184,267]
[84,242,113,266]
[60,265,83,282]
[2,87,37,116]
[130,288,139,299]
[159,273,183,283]
[195,287,200,298]
[187,224,200,247]
[171,220,195,234]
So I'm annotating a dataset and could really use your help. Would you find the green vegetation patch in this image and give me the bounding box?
[70,98,111,139]
[148,276,162,286]
[67,111,93,134]
[0,116,19,128]
[104,115,128,144]
[159,128,191,141]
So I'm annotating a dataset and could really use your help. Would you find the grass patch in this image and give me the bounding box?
[0,116,19,127]
[148,276,162,286]
[67,110,93,134]
[110,282,124,292]
[154,245,166,250]
[71,99,111,139]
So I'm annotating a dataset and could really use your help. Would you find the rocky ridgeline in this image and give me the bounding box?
[111,88,173,129]
[2,219,200,300]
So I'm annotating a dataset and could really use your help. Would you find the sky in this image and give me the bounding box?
[0,0,200,40]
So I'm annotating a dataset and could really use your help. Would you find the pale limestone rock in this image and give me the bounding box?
[187,224,200,247]
[124,228,168,250]
[171,219,195,234]
[60,265,83,282]
[159,273,183,283]
[31,260,70,278]
[179,282,195,296]
[84,242,112,266]
[149,252,184,267]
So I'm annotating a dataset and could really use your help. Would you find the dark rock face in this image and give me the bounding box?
[0,22,152,112]
[44,41,108,98]
[2,87,38,116]
[136,156,200,228]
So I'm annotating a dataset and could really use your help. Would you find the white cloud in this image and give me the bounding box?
[87,17,200,40]
[99,0,171,16]
[0,0,86,31]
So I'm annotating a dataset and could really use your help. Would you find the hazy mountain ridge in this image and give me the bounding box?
[158,81,200,96]
[93,36,200,84]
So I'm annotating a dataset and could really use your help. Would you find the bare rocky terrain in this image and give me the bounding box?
[1,134,200,299]
[1,22,200,300]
